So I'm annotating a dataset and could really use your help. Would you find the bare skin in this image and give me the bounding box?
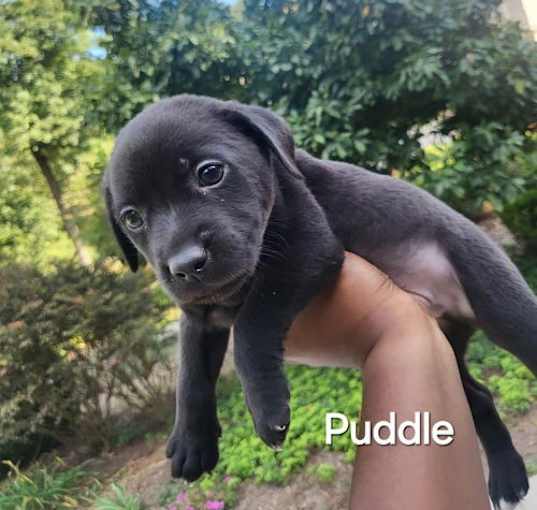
[285,252,490,510]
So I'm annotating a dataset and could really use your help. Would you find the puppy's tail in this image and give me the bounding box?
[447,221,537,376]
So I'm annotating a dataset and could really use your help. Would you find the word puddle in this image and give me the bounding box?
[325,411,455,446]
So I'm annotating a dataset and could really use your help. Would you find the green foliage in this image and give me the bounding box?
[311,463,336,483]
[1,0,536,266]
[1,1,537,504]
[467,332,537,414]
[94,483,146,510]
[91,0,537,217]
[111,422,151,449]
[0,138,113,269]
[160,365,362,508]
[216,366,361,484]
[0,0,109,265]
[414,125,534,217]
[229,0,537,215]
[88,0,239,131]
[0,153,67,265]
[0,459,95,510]
[501,190,537,254]
[160,349,537,507]
[527,459,537,477]
[0,262,175,469]
[0,0,103,161]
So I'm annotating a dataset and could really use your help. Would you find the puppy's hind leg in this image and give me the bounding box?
[446,225,537,377]
[446,322,529,508]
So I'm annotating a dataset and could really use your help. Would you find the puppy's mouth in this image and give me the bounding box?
[186,271,251,306]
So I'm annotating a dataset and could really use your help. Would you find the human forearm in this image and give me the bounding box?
[350,318,490,510]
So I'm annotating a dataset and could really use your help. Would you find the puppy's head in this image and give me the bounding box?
[103,95,301,306]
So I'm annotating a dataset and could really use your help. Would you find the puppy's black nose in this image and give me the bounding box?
[168,245,207,280]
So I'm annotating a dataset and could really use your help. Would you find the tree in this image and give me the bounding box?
[232,0,537,215]
[0,0,105,265]
[88,0,241,132]
[88,0,537,217]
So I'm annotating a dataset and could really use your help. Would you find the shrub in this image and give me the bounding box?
[94,0,537,217]
[413,126,532,217]
[0,261,175,471]
[501,190,537,255]
[233,0,537,215]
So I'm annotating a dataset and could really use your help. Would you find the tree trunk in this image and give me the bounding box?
[32,150,92,267]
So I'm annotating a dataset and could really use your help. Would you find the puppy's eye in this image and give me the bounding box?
[121,208,144,231]
[197,162,225,187]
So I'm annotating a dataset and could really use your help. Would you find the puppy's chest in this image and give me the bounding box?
[206,305,239,330]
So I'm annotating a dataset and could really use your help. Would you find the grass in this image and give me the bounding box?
[527,459,537,477]
[0,459,145,510]
[0,459,95,510]
[93,483,146,510]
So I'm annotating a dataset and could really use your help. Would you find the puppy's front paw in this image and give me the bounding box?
[166,425,220,482]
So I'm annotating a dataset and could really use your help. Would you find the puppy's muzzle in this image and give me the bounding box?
[168,244,207,282]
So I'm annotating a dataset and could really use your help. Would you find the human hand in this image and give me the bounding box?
[285,251,437,368]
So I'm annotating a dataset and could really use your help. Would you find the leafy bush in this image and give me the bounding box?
[501,190,537,254]
[160,347,537,507]
[91,0,537,220]
[236,0,537,216]
[413,125,532,217]
[0,261,175,471]
[0,459,95,510]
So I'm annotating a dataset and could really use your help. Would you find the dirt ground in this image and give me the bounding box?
[85,403,537,510]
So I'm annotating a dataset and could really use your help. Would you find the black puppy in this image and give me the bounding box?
[104,95,537,507]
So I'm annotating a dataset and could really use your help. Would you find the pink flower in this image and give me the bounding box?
[176,491,187,503]
[186,506,195,510]
[167,505,177,510]
[206,500,225,510]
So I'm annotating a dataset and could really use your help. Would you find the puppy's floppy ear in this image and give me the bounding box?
[102,173,139,272]
[218,102,303,180]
